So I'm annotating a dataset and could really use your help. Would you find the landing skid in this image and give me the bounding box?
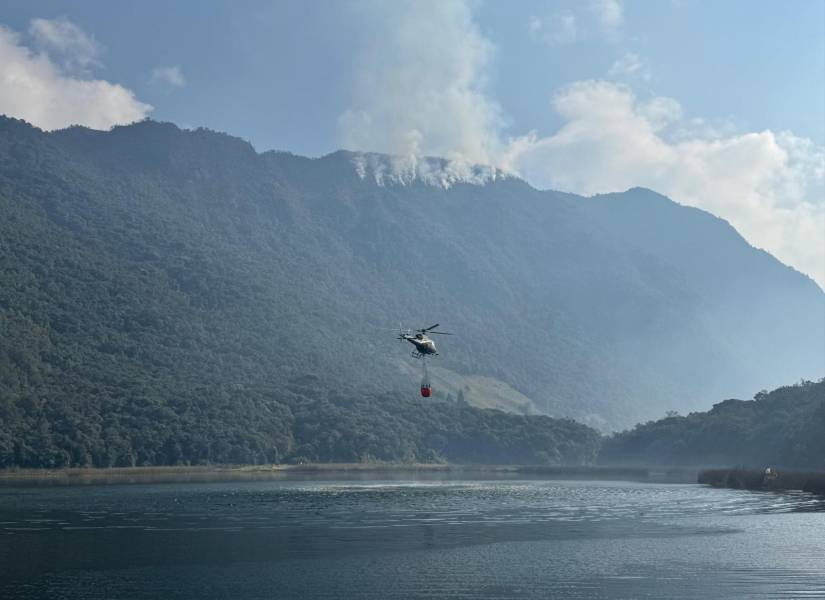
[411,351,438,359]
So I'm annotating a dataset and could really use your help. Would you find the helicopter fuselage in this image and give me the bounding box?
[402,334,438,356]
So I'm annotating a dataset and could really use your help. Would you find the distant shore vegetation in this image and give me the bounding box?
[698,467,825,495]
[600,379,825,470]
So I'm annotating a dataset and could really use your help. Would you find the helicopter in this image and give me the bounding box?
[397,323,453,359]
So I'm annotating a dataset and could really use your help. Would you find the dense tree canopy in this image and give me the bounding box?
[599,380,825,469]
[0,116,822,468]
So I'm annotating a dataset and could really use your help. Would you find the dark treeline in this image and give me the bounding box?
[0,373,601,468]
[698,468,825,495]
[599,380,825,470]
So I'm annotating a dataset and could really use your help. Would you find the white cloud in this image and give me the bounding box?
[591,0,624,34]
[529,1,622,46]
[528,11,579,46]
[29,17,101,73]
[608,52,650,81]
[339,0,504,168]
[0,21,151,131]
[638,96,683,130]
[505,80,825,287]
[151,65,186,88]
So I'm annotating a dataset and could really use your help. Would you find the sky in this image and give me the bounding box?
[1,0,823,287]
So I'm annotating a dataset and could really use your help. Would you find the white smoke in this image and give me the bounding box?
[351,152,509,188]
[339,0,506,186]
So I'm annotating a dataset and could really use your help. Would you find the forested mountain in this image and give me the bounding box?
[599,379,825,469]
[0,116,822,467]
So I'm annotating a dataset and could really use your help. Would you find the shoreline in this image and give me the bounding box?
[698,468,825,495]
[0,464,699,487]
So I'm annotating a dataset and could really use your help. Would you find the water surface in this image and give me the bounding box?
[1,477,823,598]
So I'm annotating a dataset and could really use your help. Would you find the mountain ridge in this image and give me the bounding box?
[1,116,822,444]
[25,114,824,286]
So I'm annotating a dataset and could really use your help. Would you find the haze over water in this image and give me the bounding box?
[0,477,823,599]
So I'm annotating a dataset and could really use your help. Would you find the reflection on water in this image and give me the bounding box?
[0,479,823,599]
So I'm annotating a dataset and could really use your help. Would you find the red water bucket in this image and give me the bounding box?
[420,385,431,398]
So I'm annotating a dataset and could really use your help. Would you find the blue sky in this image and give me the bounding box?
[1,0,823,286]
[2,0,822,154]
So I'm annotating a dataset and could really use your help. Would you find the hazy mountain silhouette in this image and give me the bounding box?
[1,117,822,452]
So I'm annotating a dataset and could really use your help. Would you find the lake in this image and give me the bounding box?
[1,476,823,599]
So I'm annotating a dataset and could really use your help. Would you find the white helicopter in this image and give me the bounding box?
[397,323,453,359]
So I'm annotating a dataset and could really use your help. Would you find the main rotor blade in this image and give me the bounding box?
[428,331,453,335]
[423,323,440,331]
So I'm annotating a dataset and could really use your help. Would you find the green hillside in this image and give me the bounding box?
[0,116,822,467]
[599,379,825,469]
